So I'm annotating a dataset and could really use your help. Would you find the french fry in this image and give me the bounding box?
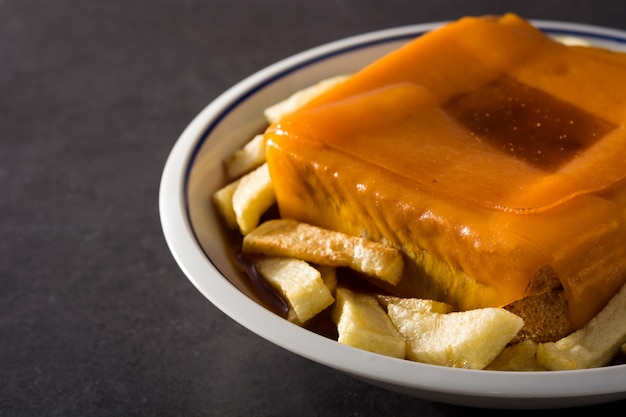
[212,179,240,230]
[332,287,406,359]
[232,163,275,235]
[536,282,626,370]
[225,134,266,180]
[254,257,334,323]
[485,340,546,371]
[227,74,351,181]
[387,303,524,369]
[242,219,404,285]
[316,264,338,294]
[553,35,591,47]
[376,295,454,314]
[264,75,351,124]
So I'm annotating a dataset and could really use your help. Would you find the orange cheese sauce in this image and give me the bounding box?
[264,14,626,328]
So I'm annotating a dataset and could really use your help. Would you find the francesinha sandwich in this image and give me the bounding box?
[263,14,626,344]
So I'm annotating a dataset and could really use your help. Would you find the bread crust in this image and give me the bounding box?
[504,266,574,343]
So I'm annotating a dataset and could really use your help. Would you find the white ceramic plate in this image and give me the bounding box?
[160,20,626,409]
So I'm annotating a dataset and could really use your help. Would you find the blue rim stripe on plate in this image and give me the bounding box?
[542,27,626,44]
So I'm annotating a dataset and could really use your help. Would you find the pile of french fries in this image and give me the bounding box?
[212,76,626,370]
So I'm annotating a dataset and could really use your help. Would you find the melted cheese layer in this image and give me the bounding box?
[264,14,626,328]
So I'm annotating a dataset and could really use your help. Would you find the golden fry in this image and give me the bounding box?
[255,257,334,323]
[242,219,404,285]
[232,163,275,235]
[332,287,406,359]
[537,282,626,370]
